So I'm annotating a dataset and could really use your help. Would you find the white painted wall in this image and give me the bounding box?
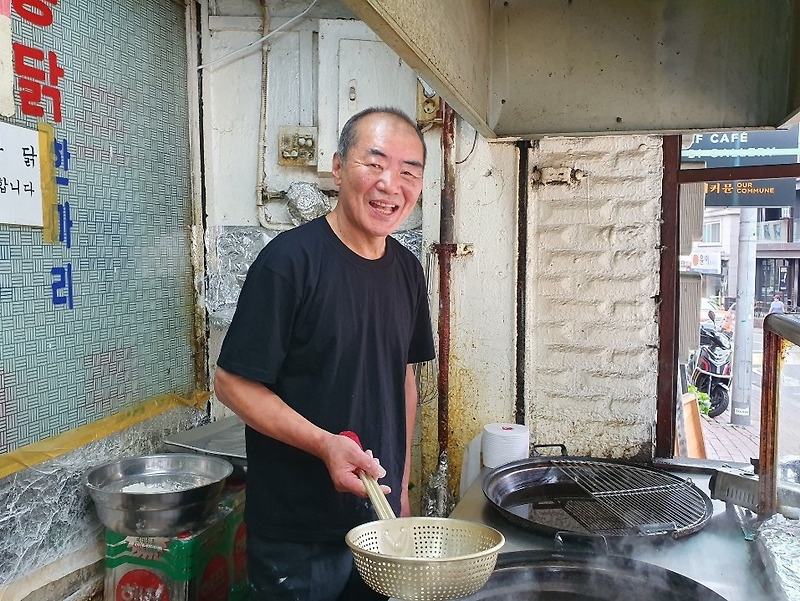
[418,121,519,494]
[524,136,662,460]
[201,4,264,227]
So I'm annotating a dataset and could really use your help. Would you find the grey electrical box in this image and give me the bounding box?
[278,126,318,167]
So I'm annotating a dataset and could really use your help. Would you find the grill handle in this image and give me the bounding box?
[637,521,678,536]
[532,443,569,457]
[553,531,610,556]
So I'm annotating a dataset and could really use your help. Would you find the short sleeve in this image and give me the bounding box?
[216,260,299,385]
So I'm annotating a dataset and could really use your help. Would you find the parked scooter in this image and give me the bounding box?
[687,311,733,418]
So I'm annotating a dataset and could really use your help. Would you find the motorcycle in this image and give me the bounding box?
[687,314,733,418]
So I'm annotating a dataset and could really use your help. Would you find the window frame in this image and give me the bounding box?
[656,139,800,463]
[701,220,721,244]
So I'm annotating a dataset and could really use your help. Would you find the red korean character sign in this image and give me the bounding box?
[13,41,64,122]
[12,0,57,26]
[0,0,11,116]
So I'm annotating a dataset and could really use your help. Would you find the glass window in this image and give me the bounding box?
[702,221,721,244]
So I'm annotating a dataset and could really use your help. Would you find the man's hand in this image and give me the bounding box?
[327,433,390,498]
[213,369,393,501]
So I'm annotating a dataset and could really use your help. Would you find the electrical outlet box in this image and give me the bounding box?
[278,126,318,167]
[416,80,441,125]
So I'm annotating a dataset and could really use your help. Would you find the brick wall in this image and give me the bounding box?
[525,136,662,460]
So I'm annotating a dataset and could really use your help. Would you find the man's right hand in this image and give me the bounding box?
[328,433,390,498]
[214,369,391,499]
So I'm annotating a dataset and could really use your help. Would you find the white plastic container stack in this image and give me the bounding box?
[459,423,531,497]
[481,423,530,468]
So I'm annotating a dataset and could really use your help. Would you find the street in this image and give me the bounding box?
[700,325,800,464]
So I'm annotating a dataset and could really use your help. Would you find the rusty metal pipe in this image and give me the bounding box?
[758,316,784,517]
[514,141,530,425]
[656,135,681,458]
[436,103,456,459]
[756,313,800,517]
[440,104,456,246]
[436,244,454,458]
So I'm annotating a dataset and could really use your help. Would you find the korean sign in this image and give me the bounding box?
[0,0,11,115]
[0,119,43,226]
[681,126,800,207]
[687,249,721,275]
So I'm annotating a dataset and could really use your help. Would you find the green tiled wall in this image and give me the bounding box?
[0,0,194,454]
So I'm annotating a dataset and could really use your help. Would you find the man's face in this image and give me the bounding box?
[332,113,425,240]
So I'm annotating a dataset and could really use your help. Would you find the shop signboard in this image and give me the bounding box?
[687,249,721,275]
[0,120,43,226]
[681,126,800,207]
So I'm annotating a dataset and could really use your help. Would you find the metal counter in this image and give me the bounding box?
[164,415,246,466]
[164,419,778,600]
[451,469,776,601]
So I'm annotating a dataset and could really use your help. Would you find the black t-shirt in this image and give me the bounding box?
[217,216,435,540]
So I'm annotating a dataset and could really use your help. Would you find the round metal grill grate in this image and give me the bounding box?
[483,457,714,539]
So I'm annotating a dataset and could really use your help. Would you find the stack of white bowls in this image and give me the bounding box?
[481,423,530,468]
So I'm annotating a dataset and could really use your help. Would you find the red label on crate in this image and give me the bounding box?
[198,555,230,601]
[126,536,169,561]
[117,568,170,601]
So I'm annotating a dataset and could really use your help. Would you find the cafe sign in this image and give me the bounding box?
[682,126,800,207]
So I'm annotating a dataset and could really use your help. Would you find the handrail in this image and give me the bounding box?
[758,314,799,517]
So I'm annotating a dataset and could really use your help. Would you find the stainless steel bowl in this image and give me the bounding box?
[83,453,233,536]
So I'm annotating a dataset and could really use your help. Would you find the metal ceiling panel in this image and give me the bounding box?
[344,0,800,138]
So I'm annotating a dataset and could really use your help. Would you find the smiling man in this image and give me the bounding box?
[213,107,435,601]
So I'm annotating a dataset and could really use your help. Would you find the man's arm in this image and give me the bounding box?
[213,366,386,497]
[401,363,417,517]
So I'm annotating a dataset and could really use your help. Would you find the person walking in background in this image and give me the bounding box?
[768,294,785,315]
[213,107,435,601]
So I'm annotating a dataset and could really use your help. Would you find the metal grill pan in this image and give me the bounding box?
[483,457,713,540]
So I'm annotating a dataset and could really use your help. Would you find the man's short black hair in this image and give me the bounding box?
[337,106,426,166]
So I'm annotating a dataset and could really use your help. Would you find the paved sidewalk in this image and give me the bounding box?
[699,329,762,464]
[699,325,800,463]
[701,404,760,464]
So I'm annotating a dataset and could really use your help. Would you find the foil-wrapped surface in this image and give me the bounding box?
[422,450,455,518]
[0,407,205,587]
[756,513,800,601]
[392,228,423,261]
[205,226,275,328]
[286,182,331,226]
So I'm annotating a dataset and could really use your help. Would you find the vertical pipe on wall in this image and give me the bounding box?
[758,322,781,517]
[255,1,270,214]
[656,136,681,458]
[436,103,456,459]
[515,140,530,425]
[186,0,208,394]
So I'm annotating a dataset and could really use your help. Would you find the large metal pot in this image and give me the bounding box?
[83,453,233,536]
[456,550,727,600]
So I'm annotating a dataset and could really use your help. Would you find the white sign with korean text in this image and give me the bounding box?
[689,249,722,275]
[0,120,43,226]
